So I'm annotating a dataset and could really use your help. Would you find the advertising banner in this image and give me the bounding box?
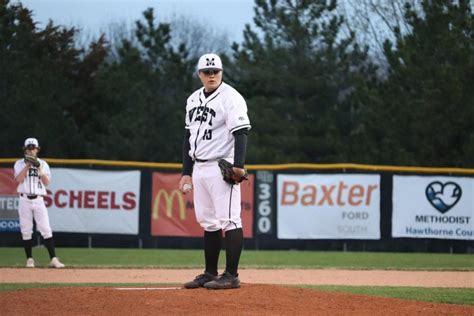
[151,172,254,238]
[255,171,275,235]
[46,168,140,235]
[277,174,381,239]
[0,168,20,232]
[392,176,473,240]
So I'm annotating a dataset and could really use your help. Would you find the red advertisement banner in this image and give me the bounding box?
[151,172,254,238]
[0,168,16,195]
[0,168,20,231]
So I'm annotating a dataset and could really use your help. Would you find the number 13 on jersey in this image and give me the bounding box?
[202,129,212,140]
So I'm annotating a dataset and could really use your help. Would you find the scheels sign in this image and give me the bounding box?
[44,189,137,210]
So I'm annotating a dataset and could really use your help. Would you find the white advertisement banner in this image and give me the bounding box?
[392,176,473,240]
[277,174,380,239]
[45,168,140,235]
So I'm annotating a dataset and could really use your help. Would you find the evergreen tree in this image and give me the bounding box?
[230,0,376,163]
[0,0,107,158]
[360,0,473,167]
[92,8,195,162]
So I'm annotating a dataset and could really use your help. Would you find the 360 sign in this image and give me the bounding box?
[255,171,274,235]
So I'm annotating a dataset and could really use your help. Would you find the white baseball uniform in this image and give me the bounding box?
[185,82,251,232]
[14,158,53,240]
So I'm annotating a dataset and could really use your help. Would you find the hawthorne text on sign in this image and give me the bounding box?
[277,174,381,239]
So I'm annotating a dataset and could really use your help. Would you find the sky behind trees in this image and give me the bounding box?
[18,0,255,43]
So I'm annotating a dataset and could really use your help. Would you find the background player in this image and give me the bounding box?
[14,138,65,268]
[179,53,251,289]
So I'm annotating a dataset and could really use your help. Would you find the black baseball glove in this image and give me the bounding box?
[24,154,40,168]
[217,159,248,185]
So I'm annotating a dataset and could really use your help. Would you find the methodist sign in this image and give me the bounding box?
[277,174,381,239]
[392,175,473,240]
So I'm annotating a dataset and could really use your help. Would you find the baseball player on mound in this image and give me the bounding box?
[179,53,251,289]
[14,138,65,268]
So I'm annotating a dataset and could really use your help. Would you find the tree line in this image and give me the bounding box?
[1,0,472,167]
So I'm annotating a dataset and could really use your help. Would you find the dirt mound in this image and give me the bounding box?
[2,285,473,315]
[2,269,472,314]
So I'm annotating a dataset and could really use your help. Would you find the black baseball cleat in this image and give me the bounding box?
[204,271,240,290]
[184,272,217,289]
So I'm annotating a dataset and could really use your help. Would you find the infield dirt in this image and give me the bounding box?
[1,269,473,315]
[1,268,473,287]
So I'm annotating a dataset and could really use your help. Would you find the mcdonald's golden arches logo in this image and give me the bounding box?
[152,189,187,220]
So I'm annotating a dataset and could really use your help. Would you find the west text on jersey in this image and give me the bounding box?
[189,106,216,124]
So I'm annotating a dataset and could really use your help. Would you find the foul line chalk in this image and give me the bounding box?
[115,287,181,290]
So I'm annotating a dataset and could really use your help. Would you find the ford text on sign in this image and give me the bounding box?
[277,174,381,239]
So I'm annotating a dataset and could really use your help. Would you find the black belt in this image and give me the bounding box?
[195,158,208,163]
[20,194,38,199]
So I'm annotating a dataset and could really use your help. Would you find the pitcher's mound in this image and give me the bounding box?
[2,284,472,315]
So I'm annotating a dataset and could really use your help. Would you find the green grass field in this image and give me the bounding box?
[1,247,473,305]
[0,247,472,270]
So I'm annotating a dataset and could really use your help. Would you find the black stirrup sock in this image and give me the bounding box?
[224,228,243,277]
[44,237,56,259]
[23,239,33,258]
[204,230,222,276]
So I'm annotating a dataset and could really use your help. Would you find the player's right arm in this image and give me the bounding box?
[180,101,194,193]
[14,161,30,184]
[179,130,194,193]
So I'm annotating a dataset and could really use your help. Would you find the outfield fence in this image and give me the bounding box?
[1,159,473,253]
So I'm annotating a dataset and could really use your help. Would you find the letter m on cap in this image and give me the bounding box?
[206,57,215,66]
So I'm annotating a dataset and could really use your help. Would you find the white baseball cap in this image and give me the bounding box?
[24,138,39,148]
[197,53,223,71]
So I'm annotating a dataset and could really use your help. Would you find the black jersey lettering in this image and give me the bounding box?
[188,108,197,122]
[28,168,39,177]
[208,109,216,126]
[202,129,212,140]
[192,106,217,124]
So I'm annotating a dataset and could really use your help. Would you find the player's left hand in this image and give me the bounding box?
[218,159,248,185]
[24,154,40,168]
[232,167,247,179]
